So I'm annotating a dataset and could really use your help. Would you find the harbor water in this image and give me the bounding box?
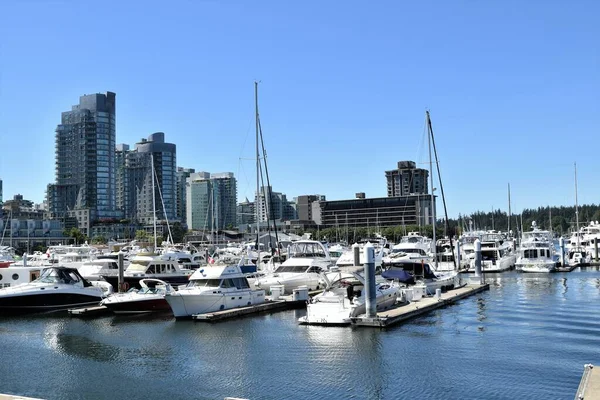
[2,270,600,400]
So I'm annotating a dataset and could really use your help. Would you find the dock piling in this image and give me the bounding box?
[363,242,376,318]
[118,252,124,293]
[560,237,565,267]
[472,239,484,285]
[353,243,360,267]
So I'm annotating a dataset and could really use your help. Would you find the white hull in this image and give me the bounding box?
[255,273,323,294]
[299,285,398,326]
[516,261,556,273]
[166,288,265,318]
[468,255,516,273]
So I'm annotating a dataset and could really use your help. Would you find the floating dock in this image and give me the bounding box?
[351,283,489,327]
[575,364,600,400]
[192,297,306,322]
[68,305,110,317]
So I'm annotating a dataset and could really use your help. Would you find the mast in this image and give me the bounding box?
[426,111,437,269]
[254,81,261,264]
[508,183,511,234]
[427,111,455,269]
[575,162,580,247]
[151,153,157,250]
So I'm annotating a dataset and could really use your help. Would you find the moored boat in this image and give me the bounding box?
[101,278,172,314]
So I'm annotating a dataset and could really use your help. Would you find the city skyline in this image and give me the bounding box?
[0,1,598,218]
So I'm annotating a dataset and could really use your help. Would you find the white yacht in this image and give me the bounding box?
[467,232,516,272]
[165,265,265,319]
[0,266,106,315]
[101,252,193,290]
[78,258,121,282]
[515,222,557,273]
[252,240,332,294]
[298,270,399,326]
[335,240,386,271]
[567,246,591,267]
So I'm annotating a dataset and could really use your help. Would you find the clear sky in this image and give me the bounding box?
[0,0,598,218]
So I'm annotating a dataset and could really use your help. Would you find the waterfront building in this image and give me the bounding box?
[47,92,120,224]
[318,193,435,229]
[186,172,237,231]
[237,197,255,226]
[385,160,429,197]
[176,167,195,224]
[117,132,177,225]
[295,195,325,222]
[0,178,3,204]
[255,186,296,223]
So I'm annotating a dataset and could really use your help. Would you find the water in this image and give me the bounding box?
[2,270,600,400]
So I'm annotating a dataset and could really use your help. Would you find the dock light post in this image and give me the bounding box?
[364,242,377,318]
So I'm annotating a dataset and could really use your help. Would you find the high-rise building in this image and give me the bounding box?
[186,172,237,231]
[236,197,255,226]
[117,132,177,224]
[47,92,119,222]
[176,167,195,224]
[255,186,297,222]
[385,160,429,197]
[0,178,3,204]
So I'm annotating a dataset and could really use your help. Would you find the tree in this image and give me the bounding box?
[64,227,87,245]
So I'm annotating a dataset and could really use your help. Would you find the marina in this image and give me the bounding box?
[1,269,600,399]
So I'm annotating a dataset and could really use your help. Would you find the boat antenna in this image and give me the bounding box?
[427,111,456,270]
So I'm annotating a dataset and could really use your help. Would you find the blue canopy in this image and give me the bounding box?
[382,269,415,284]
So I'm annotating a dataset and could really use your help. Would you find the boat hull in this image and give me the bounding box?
[0,291,102,315]
[103,298,171,314]
[166,289,266,318]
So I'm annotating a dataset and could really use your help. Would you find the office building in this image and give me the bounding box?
[176,167,195,224]
[255,186,296,222]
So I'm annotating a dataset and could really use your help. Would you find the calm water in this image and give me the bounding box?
[2,270,600,400]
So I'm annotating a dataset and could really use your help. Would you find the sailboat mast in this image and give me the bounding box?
[427,111,437,269]
[151,154,157,250]
[575,162,580,246]
[508,183,511,234]
[255,81,261,264]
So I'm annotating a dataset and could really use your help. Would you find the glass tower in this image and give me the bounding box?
[47,92,119,222]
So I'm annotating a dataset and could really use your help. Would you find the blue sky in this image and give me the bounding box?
[0,0,598,218]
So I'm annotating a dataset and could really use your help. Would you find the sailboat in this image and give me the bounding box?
[567,163,591,267]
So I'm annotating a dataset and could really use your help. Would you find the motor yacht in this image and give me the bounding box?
[101,252,193,290]
[253,240,332,294]
[515,222,557,273]
[0,266,106,315]
[383,259,458,294]
[467,232,516,272]
[165,265,265,319]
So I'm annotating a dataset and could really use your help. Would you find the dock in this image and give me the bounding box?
[575,364,600,400]
[68,305,110,317]
[351,283,489,327]
[192,297,307,322]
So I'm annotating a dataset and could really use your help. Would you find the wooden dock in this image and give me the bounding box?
[575,364,600,400]
[351,283,489,327]
[192,298,306,322]
[68,305,110,317]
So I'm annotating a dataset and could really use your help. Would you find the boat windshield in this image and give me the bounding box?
[34,268,81,284]
[289,242,327,258]
[126,261,151,272]
[189,279,221,288]
[274,265,310,273]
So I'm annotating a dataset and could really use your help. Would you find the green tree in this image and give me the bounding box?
[64,227,88,245]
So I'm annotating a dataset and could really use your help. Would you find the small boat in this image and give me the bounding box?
[102,278,172,314]
[298,270,399,325]
[0,266,106,315]
[165,264,265,319]
[78,258,121,282]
